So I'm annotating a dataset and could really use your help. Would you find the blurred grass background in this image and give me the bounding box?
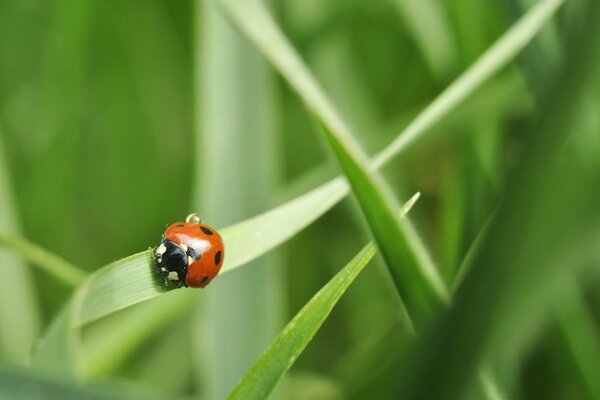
[0,0,599,399]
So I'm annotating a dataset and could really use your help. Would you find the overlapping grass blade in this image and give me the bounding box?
[316,119,449,326]
[217,0,565,172]
[228,194,419,400]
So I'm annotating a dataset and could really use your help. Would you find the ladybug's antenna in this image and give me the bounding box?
[186,213,203,224]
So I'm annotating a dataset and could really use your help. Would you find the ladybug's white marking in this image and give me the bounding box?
[180,244,188,252]
[167,271,179,281]
[156,243,167,256]
[188,256,194,266]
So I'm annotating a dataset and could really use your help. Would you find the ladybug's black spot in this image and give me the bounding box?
[201,276,209,284]
[176,223,185,227]
[215,250,222,265]
[200,226,214,235]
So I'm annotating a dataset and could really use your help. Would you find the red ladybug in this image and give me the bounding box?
[153,213,224,288]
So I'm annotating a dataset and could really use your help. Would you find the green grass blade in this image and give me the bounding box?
[228,244,377,400]
[0,234,86,286]
[317,120,449,325]
[0,129,41,364]
[220,178,347,274]
[228,195,419,400]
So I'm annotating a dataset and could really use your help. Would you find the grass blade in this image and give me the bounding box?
[0,234,86,286]
[228,243,377,400]
[0,130,41,364]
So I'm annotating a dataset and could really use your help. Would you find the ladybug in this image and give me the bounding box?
[153,213,224,288]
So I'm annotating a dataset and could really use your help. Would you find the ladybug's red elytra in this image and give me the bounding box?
[153,213,224,288]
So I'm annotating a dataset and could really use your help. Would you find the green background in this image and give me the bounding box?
[1,0,599,399]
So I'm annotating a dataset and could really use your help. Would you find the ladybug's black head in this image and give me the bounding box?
[154,239,188,287]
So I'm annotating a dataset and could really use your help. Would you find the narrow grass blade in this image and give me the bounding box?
[228,243,376,400]
[0,234,86,286]
[228,195,419,399]
[0,129,41,364]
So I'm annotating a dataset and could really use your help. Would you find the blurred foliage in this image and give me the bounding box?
[1,0,599,399]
